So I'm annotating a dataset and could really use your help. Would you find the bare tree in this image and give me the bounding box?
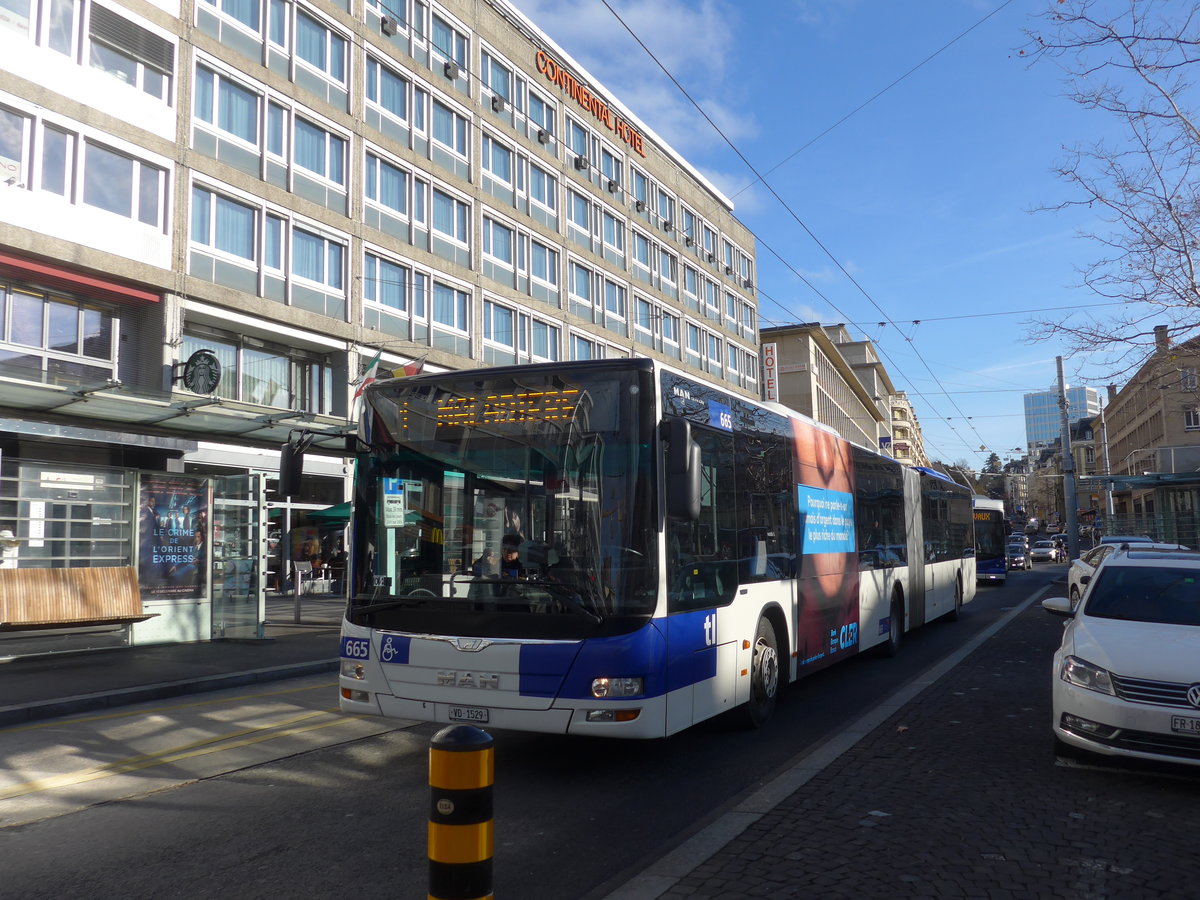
[1024,0,1200,377]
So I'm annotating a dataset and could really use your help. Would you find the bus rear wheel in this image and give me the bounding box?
[947,575,963,622]
[742,617,779,728]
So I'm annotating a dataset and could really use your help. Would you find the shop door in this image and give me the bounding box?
[212,473,266,640]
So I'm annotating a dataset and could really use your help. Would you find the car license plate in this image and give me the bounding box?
[449,705,489,724]
[1170,715,1200,735]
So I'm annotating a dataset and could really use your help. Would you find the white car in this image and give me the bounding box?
[1066,542,1189,605]
[1043,547,1200,767]
[1029,540,1058,563]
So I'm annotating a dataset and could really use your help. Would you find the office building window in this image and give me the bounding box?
[433,281,468,331]
[529,163,556,213]
[294,117,345,184]
[293,227,343,289]
[191,185,256,260]
[365,153,408,215]
[571,334,595,360]
[529,240,558,289]
[88,5,173,100]
[431,13,466,67]
[364,253,408,312]
[483,298,515,348]
[530,318,559,362]
[194,65,259,144]
[1,282,117,383]
[83,141,166,228]
[365,57,408,121]
[432,188,469,244]
[481,49,511,101]
[432,99,468,156]
[482,217,515,269]
[296,9,346,83]
[481,134,513,185]
[528,90,553,136]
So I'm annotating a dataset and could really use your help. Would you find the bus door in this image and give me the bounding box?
[903,468,926,629]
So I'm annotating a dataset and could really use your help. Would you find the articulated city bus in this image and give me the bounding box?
[289,358,975,738]
[972,496,1008,584]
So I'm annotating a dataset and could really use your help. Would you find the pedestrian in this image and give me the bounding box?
[472,547,497,577]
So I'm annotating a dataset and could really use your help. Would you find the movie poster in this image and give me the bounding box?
[138,475,209,599]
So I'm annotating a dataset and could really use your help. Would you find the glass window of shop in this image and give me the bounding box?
[0,459,136,570]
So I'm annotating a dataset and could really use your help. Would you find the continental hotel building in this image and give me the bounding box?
[0,0,758,647]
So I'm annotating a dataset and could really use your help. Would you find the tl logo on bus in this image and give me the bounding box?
[829,622,859,654]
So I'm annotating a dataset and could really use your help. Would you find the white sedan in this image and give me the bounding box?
[1043,547,1200,767]
[1029,540,1058,563]
[1068,542,1190,605]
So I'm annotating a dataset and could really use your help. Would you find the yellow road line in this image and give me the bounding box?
[0,708,364,801]
[1,680,339,734]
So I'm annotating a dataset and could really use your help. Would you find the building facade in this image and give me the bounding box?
[0,0,759,649]
[759,323,892,453]
[1023,384,1100,451]
[1097,327,1200,542]
[889,390,929,467]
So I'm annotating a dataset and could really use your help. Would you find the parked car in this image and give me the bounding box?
[1067,541,1190,606]
[1098,534,1154,546]
[1042,547,1200,767]
[1067,544,1116,605]
[1029,540,1059,563]
[1006,544,1031,571]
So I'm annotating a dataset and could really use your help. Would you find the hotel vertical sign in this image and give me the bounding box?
[762,342,779,402]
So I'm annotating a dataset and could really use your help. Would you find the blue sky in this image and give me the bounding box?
[508,0,1126,469]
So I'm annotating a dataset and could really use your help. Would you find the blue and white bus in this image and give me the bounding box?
[292,358,975,738]
[972,496,1008,584]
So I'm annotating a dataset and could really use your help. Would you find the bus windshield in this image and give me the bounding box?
[346,363,657,638]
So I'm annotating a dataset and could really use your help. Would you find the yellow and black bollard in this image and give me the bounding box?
[428,725,494,900]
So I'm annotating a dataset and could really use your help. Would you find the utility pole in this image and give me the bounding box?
[1098,404,1114,519]
[1057,357,1080,561]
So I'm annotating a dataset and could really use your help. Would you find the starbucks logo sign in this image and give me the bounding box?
[182,349,222,394]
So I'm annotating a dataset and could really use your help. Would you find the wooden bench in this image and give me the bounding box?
[0,566,157,631]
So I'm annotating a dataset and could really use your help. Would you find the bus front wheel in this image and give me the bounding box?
[742,617,779,728]
[879,592,903,658]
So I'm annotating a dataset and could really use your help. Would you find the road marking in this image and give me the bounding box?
[0,680,339,734]
[0,707,361,801]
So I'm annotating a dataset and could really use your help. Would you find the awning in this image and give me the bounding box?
[0,375,353,450]
[308,501,351,522]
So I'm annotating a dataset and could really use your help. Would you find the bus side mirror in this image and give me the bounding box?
[664,418,701,521]
[279,433,312,498]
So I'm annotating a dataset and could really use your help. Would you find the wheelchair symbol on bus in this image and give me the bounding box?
[381,636,398,662]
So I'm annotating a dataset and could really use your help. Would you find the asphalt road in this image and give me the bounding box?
[0,569,1060,900]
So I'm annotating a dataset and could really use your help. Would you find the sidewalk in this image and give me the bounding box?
[0,622,340,727]
[604,590,1200,899]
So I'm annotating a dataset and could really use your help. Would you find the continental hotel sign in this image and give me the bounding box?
[535,50,646,157]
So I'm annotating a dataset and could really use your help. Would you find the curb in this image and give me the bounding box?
[0,659,339,728]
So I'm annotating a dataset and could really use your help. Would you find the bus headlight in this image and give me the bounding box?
[591,677,643,698]
[341,660,365,679]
